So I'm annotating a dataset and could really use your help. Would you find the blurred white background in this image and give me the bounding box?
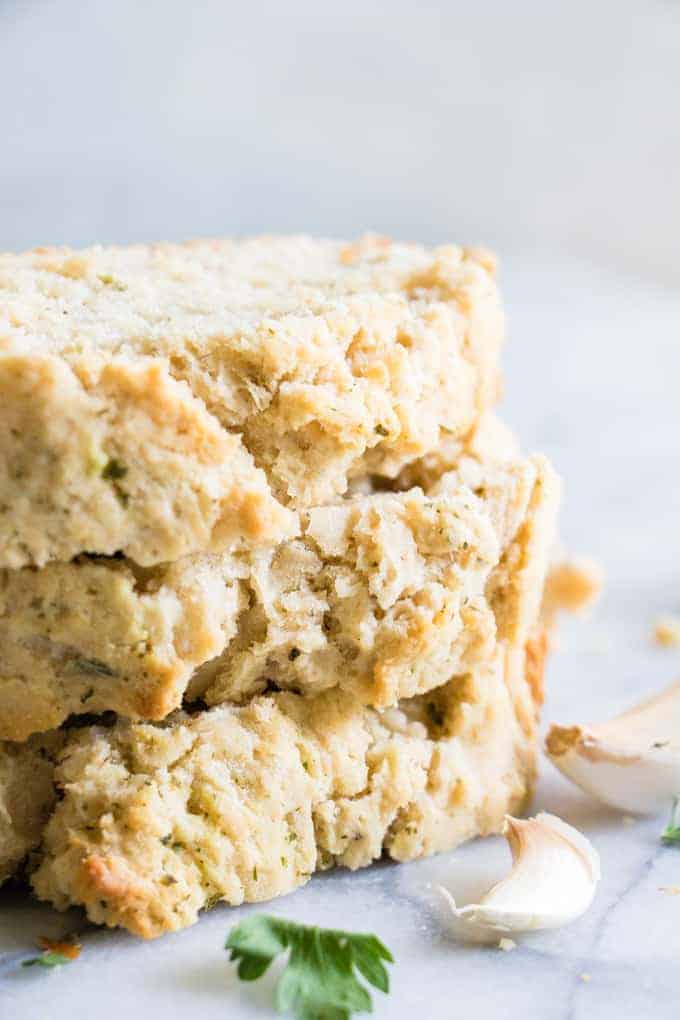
[1,0,679,283]
[2,5,680,1017]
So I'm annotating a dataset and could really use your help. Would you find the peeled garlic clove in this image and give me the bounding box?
[440,812,600,938]
[546,679,680,814]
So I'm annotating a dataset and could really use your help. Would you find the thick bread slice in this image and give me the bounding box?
[0,236,502,567]
[0,453,559,740]
[30,636,545,937]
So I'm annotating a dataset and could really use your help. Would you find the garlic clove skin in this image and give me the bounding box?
[440,813,600,939]
[546,679,680,815]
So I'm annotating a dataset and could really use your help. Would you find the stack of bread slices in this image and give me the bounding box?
[0,236,559,938]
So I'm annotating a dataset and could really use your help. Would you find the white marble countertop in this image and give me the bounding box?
[1,253,679,1018]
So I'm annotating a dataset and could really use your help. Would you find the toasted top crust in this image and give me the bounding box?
[0,236,503,567]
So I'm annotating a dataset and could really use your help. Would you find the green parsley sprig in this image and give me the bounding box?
[661,798,680,845]
[226,914,394,1019]
[22,951,73,969]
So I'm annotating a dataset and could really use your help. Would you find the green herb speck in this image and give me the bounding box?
[101,459,128,481]
[72,658,116,678]
[98,273,127,291]
[22,951,73,969]
[662,797,680,845]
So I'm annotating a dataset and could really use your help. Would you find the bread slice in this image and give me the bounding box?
[0,237,502,567]
[0,444,559,741]
[30,634,545,937]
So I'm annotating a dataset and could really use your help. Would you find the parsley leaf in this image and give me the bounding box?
[662,798,680,845]
[226,914,394,1019]
[22,951,73,969]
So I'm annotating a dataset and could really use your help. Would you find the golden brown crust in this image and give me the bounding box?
[524,625,550,709]
[77,856,159,940]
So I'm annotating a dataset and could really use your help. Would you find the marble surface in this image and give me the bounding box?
[1,253,679,1018]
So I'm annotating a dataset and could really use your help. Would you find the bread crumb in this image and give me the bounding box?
[37,935,81,960]
[542,557,603,628]
[580,973,591,983]
[653,616,680,648]
[498,937,517,952]
[659,886,680,895]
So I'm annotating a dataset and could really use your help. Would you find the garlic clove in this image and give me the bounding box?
[546,679,680,814]
[440,812,600,939]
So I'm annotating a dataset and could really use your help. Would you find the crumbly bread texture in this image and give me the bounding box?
[194,452,558,710]
[393,407,519,493]
[0,731,64,885]
[31,636,544,938]
[0,445,559,741]
[0,236,503,568]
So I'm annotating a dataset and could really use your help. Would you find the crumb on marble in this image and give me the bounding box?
[498,937,517,952]
[37,934,82,959]
[542,557,604,629]
[653,616,680,648]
